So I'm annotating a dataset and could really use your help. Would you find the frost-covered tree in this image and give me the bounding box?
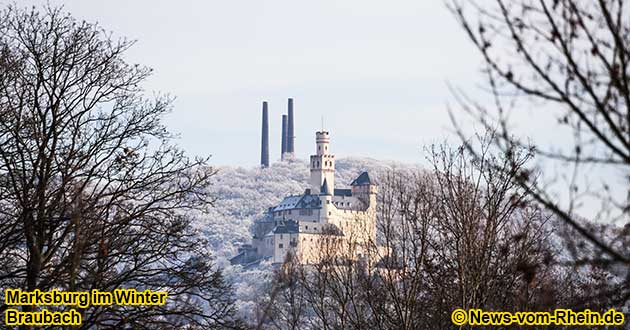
[0,5,243,329]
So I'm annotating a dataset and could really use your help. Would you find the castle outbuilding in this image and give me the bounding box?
[233,130,377,265]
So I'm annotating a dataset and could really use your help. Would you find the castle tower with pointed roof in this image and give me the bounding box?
[310,131,335,194]
[233,129,378,265]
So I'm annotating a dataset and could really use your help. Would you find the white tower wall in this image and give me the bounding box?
[310,131,335,194]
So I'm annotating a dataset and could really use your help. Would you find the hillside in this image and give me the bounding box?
[196,157,417,264]
[193,157,419,322]
[193,157,623,323]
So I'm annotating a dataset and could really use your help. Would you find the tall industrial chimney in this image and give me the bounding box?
[287,98,295,155]
[281,114,288,161]
[260,101,269,168]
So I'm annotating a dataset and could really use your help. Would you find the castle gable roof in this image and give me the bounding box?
[321,178,331,195]
[273,195,302,211]
[272,220,299,234]
[273,194,321,212]
[296,194,321,209]
[350,172,372,186]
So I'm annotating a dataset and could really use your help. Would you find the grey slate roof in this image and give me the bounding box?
[334,188,352,197]
[350,172,372,186]
[273,195,303,211]
[321,178,330,195]
[272,220,299,234]
[271,172,374,214]
[273,194,321,211]
[296,194,321,209]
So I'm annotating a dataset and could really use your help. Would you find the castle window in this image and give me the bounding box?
[279,243,284,249]
[317,161,319,167]
[329,212,331,216]
[318,146,321,151]
[306,225,309,230]
[280,234,283,239]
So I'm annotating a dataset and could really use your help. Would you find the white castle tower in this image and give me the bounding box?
[233,128,378,265]
[309,131,335,194]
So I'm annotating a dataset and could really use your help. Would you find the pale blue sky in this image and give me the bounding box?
[12,0,620,221]
[19,0,496,166]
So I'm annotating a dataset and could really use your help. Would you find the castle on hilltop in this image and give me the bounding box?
[232,125,377,265]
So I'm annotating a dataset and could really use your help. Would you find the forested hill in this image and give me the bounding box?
[189,157,419,322]
[193,157,621,324]
[194,157,419,265]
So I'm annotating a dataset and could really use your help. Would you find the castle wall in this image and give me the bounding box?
[326,204,376,247]
[254,235,274,259]
[295,233,322,264]
[272,233,299,263]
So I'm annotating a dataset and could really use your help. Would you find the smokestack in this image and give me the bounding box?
[287,98,295,154]
[281,114,288,160]
[260,101,269,168]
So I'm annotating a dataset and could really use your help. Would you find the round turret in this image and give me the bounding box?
[315,131,330,156]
